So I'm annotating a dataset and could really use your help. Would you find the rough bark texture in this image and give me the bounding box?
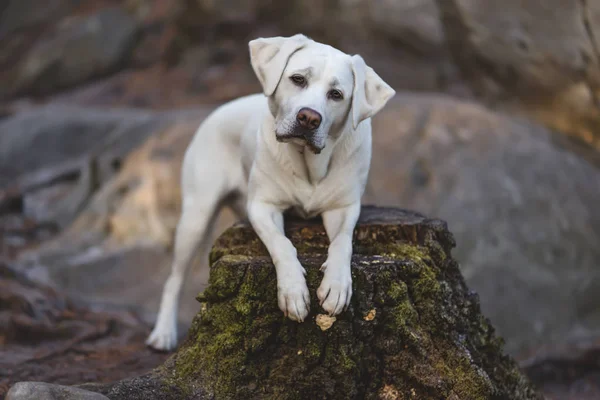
[81,206,540,400]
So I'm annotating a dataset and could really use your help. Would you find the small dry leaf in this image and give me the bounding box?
[297,350,303,355]
[364,309,376,321]
[315,314,336,331]
[379,384,400,400]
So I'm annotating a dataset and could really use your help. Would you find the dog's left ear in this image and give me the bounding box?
[350,55,396,130]
[249,34,312,96]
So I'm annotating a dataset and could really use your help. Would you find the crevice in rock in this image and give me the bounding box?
[579,0,600,108]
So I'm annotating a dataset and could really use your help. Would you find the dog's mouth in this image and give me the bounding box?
[276,130,324,154]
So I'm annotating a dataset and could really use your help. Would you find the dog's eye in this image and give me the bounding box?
[290,75,306,87]
[328,89,343,101]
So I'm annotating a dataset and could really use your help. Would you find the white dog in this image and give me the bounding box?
[146,34,395,351]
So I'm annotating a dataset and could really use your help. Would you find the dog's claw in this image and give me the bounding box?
[278,279,310,322]
[318,273,352,316]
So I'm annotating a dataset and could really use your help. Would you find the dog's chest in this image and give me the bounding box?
[290,205,317,219]
[286,174,344,219]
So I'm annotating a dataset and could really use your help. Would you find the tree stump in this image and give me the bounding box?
[84,206,541,400]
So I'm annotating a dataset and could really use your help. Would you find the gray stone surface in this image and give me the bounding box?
[0,0,75,39]
[369,0,443,54]
[435,0,600,149]
[6,382,109,400]
[0,105,159,185]
[4,7,139,97]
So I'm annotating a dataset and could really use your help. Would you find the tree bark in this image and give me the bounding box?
[83,206,541,400]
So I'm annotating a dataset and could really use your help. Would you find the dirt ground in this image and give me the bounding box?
[0,262,170,399]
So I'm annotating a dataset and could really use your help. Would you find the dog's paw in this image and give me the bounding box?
[278,279,310,322]
[146,324,178,352]
[317,265,352,316]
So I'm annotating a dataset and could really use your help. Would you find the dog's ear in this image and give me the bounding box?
[350,55,396,130]
[249,34,311,96]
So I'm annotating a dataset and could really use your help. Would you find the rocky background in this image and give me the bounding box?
[0,1,599,399]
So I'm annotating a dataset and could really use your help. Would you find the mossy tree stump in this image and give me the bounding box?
[88,207,541,400]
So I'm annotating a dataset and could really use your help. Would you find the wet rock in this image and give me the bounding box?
[6,382,109,400]
[79,206,541,399]
[366,92,600,358]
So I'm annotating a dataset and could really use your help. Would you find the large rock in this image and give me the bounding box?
[0,105,158,185]
[0,105,203,251]
[172,0,455,96]
[10,113,230,325]
[365,93,600,358]
[78,207,541,400]
[1,7,140,98]
[368,0,443,54]
[0,0,74,39]
[435,0,600,149]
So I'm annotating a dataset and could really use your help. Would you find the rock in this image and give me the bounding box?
[79,206,541,399]
[368,0,443,55]
[0,105,191,247]
[11,114,233,326]
[0,0,73,39]
[435,0,600,149]
[172,0,459,98]
[0,105,160,185]
[26,112,215,252]
[3,7,140,98]
[6,382,109,400]
[106,121,199,247]
[365,92,600,359]
[22,181,81,227]
[0,262,170,397]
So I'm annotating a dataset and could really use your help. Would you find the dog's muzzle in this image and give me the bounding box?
[276,108,324,154]
[276,130,324,154]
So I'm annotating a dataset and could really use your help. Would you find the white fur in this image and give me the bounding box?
[146,34,395,351]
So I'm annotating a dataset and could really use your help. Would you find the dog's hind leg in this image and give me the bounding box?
[146,187,222,351]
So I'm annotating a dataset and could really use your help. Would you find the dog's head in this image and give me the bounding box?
[249,34,395,154]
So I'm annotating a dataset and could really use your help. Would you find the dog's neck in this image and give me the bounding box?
[261,120,339,185]
[286,139,335,184]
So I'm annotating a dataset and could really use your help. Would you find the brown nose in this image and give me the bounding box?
[296,108,322,130]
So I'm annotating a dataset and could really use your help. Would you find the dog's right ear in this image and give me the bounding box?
[249,34,311,96]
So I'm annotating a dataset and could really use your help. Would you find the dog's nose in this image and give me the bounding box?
[296,108,322,130]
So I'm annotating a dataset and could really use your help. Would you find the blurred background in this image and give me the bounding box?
[0,1,599,399]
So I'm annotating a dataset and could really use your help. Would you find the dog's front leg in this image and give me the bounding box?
[318,202,361,315]
[248,200,310,321]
